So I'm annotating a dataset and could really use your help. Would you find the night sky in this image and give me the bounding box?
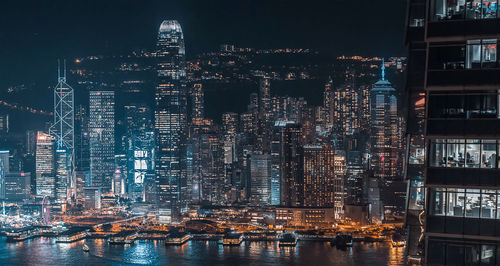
[0,0,407,87]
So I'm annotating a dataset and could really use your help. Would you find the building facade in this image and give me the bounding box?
[35,132,55,198]
[0,150,8,199]
[416,1,500,264]
[404,0,426,260]
[89,90,115,192]
[127,131,155,202]
[5,172,31,202]
[250,153,271,206]
[49,66,75,202]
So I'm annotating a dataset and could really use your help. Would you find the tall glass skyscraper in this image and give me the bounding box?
[89,90,115,192]
[35,132,55,198]
[0,150,9,200]
[155,20,187,207]
[250,153,271,206]
[370,62,401,181]
[127,131,155,203]
[49,65,75,201]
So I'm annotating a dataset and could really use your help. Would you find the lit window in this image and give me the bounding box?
[466,39,498,68]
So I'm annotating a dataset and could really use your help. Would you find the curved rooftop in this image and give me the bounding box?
[159,20,182,33]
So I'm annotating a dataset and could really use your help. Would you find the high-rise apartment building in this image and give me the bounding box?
[302,146,337,207]
[89,90,115,192]
[279,123,303,207]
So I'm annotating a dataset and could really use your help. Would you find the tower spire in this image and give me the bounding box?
[381,58,386,81]
[57,59,66,83]
[57,59,61,81]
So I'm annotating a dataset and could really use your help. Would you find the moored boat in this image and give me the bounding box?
[222,232,243,246]
[278,231,298,247]
[165,232,191,246]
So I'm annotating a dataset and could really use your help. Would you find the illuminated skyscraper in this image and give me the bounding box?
[222,112,239,198]
[302,146,335,207]
[332,79,360,138]
[0,150,9,200]
[127,131,155,202]
[190,83,204,120]
[35,132,55,198]
[323,76,335,129]
[370,61,401,181]
[279,123,303,207]
[0,114,9,134]
[5,172,31,202]
[200,128,224,204]
[250,153,271,206]
[271,121,296,206]
[49,63,75,201]
[89,90,115,192]
[186,119,224,204]
[75,105,90,172]
[155,20,187,206]
[333,151,347,219]
[54,148,70,201]
[301,146,345,218]
[259,76,272,124]
[124,103,152,138]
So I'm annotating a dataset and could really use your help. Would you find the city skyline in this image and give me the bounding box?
[0,0,408,100]
[0,2,431,265]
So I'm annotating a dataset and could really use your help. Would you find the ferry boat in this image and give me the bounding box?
[278,231,298,247]
[6,229,39,242]
[244,230,277,241]
[56,232,87,243]
[165,232,191,246]
[222,232,244,246]
[108,233,137,245]
[6,231,33,242]
[333,233,353,249]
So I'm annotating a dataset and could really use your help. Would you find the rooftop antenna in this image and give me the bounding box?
[58,59,66,83]
[381,58,386,81]
[57,59,61,81]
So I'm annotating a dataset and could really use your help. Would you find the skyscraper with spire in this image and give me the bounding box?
[370,59,401,181]
[154,20,188,208]
[49,61,74,202]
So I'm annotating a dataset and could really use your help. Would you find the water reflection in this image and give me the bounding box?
[0,237,405,265]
